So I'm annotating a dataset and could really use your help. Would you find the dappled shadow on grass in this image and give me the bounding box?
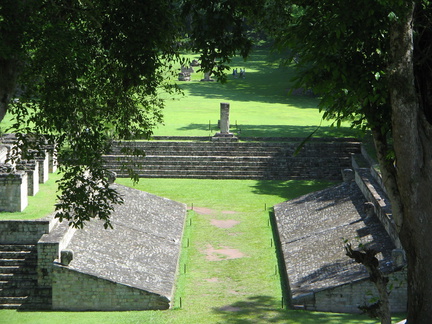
[179,49,316,107]
[212,295,374,323]
[179,78,316,108]
[250,180,337,202]
[176,124,360,138]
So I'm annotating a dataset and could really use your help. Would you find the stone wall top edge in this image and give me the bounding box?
[0,219,51,225]
[0,170,27,178]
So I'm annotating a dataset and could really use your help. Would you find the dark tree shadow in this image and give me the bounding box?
[249,179,337,202]
[212,295,376,323]
[179,49,315,107]
[176,124,360,139]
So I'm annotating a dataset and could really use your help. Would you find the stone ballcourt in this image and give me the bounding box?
[0,134,406,313]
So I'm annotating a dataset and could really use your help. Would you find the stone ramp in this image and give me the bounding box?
[52,184,187,310]
[274,181,397,312]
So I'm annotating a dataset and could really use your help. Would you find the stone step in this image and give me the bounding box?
[0,244,39,309]
[0,266,20,274]
[0,251,36,260]
[110,166,344,179]
[0,245,36,252]
[0,303,23,309]
[0,259,32,267]
[105,157,350,167]
[0,287,33,296]
[0,265,37,274]
[104,155,331,161]
[107,160,349,168]
[109,160,345,169]
[112,172,329,180]
[0,294,51,310]
[109,143,360,156]
[0,279,38,289]
[108,149,355,158]
[103,139,360,180]
[0,273,37,281]
[0,296,28,304]
[113,140,360,147]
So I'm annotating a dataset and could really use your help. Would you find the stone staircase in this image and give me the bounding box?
[0,244,50,309]
[103,138,361,180]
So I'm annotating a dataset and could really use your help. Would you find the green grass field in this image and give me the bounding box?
[153,50,361,138]
[0,49,360,138]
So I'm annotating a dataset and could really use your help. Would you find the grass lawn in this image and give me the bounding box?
[1,49,361,139]
[156,50,361,138]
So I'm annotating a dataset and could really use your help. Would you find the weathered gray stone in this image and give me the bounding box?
[341,168,354,182]
[52,184,187,310]
[0,170,28,212]
[274,182,407,313]
[60,249,74,266]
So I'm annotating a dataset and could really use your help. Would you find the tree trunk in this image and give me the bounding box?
[389,2,432,322]
[345,244,391,324]
[0,58,19,124]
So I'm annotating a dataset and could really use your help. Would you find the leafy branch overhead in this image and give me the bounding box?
[1,0,184,228]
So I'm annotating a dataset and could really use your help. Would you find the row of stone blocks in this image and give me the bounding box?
[0,136,57,212]
[103,138,361,180]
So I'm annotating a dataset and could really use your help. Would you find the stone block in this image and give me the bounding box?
[35,150,49,183]
[0,171,28,212]
[16,160,39,196]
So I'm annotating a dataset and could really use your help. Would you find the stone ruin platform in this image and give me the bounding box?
[274,181,406,313]
[52,184,187,310]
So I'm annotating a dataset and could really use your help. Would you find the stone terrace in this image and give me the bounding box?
[103,137,361,180]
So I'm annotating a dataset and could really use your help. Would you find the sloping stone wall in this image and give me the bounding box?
[294,270,407,313]
[52,265,170,311]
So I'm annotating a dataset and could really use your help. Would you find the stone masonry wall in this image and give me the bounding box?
[17,160,39,196]
[354,168,402,249]
[52,265,170,311]
[37,220,77,288]
[0,171,28,212]
[36,150,49,184]
[0,219,52,244]
[294,270,407,313]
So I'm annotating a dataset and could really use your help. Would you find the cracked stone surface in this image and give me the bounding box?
[274,181,395,297]
[66,183,187,298]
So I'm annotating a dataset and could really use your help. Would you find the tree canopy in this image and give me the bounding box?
[247,1,432,322]
[1,0,185,228]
